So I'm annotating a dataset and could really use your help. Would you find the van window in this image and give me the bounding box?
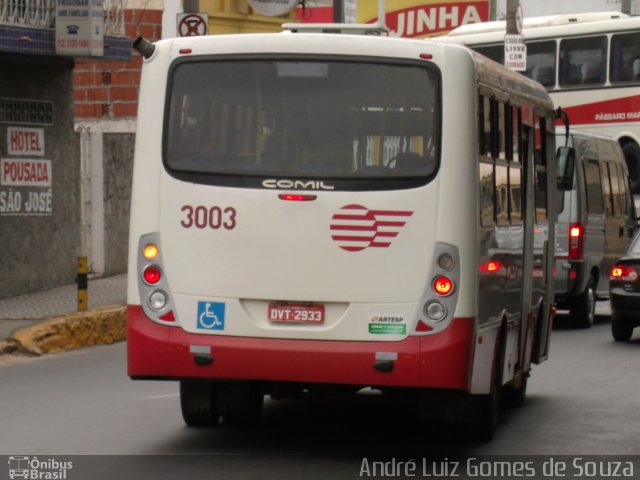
[615,163,628,217]
[609,162,622,217]
[602,162,614,216]
[584,159,605,214]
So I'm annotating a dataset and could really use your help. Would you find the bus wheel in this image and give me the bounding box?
[501,373,528,409]
[472,343,502,441]
[611,314,634,342]
[180,379,220,427]
[218,381,264,427]
[622,142,640,194]
[571,277,596,328]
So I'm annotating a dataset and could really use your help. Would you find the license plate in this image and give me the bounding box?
[268,303,325,324]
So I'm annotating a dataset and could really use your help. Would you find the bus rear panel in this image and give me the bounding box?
[127,31,555,435]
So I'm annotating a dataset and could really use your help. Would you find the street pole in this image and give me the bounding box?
[333,0,344,22]
[183,0,199,14]
[506,0,520,35]
[489,0,497,21]
[621,0,631,14]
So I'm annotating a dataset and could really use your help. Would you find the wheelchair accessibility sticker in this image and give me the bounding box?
[197,301,225,330]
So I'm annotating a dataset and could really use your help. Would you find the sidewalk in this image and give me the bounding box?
[0,274,127,355]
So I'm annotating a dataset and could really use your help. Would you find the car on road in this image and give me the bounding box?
[609,231,640,341]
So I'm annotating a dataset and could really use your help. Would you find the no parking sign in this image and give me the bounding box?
[177,13,209,37]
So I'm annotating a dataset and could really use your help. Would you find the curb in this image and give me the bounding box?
[0,305,126,356]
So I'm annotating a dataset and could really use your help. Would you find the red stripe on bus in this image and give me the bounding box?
[558,93,640,126]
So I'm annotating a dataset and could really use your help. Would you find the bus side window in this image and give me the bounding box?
[559,36,607,87]
[479,95,492,157]
[495,164,509,227]
[534,116,548,224]
[479,161,495,227]
[610,32,640,83]
[525,40,556,88]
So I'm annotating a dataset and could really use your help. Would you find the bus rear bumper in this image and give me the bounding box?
[127,305,475,391]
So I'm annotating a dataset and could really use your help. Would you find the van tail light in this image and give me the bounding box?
[568,223,584,260]
[610,265,639,282]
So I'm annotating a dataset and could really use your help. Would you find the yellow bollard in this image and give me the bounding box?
[77,256,89,312]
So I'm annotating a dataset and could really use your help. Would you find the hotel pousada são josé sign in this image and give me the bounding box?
[1,127,53,216]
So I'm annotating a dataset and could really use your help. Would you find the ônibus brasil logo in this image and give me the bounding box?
[330,204,413,252]
[8,456,73,479]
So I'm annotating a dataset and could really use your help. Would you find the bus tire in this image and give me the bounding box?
[611,313,634,342]
[501,374,528,408]
[180,379,220,427]
[217,381,264,427]
[622,142,640,194]
[571,277,596,328]
[472,331,504,441]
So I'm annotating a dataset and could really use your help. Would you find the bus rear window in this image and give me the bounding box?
[164,59,440,187]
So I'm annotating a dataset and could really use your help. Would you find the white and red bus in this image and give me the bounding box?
[128,25,559,438]
[439,12,640,192]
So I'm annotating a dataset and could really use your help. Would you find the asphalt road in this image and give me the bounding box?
[1,309,638,479]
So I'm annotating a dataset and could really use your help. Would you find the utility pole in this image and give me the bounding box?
[183,0,199,14]
[506,0,521,34]
[333,0,344,22]
[489,0,497,21]
[621,0,631,14]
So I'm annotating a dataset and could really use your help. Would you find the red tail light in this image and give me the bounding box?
[610,265,639,282]
[143,266,162,285]
[433,276,454,296]
[568,223,584,260]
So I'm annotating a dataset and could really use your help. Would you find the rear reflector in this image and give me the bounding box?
[416,320,433,332]
[159,311,176,322]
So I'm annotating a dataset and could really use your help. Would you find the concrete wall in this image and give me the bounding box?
[0,55,80,299]
[103,133,134,276]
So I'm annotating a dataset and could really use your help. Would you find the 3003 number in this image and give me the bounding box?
[180,205,237,230]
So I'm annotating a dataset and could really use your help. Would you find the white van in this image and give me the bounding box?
[555,130,637,327]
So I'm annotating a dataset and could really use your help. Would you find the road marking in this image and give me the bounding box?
[141,393,179,400]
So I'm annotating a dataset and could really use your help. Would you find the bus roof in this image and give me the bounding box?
[444,11,637,43]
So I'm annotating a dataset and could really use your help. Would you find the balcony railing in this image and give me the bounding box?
[0,0,124,35]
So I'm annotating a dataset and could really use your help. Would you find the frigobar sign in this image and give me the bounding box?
[360,0,488,38]
[55,0,104,56]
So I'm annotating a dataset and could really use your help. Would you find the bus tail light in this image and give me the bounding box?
[433,276,454,296]
[568,223,584,260]
[610,265,639,282]
[137,233,177,325]
[143,266,162,285]
[413,243,460,336]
